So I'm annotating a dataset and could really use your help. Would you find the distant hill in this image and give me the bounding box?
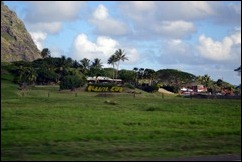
[156,69,196,85]
[1,2,41,62]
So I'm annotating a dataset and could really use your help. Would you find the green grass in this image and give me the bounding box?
[1,73,241,161]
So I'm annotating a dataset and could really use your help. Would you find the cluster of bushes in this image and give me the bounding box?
[142,85,159,93]
[60,75,85,91]
[136,84,159,93]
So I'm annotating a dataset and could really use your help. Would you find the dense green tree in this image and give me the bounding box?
[144,68,156,85]
[102,68,115,79]
[36,66,60,85]
[216,79,223,87]
[59,67,86,90]
[59,55,73,70]
[118,69,135,83]
[72,60,80,69]
[60,75,84,91]
[196,74,212,88]
[138,68,145,85]
[133,67,138,85]
[133,67,138,71]
[12,61,32,67]
[16,66,37,88]
[156,69,196,89]
[66,57,74,67]
[41,48,51,58]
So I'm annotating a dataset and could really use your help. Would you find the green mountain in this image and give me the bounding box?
[1,2,41,62]
[156,69,196,85]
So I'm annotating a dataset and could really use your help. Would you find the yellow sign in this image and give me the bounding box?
[87,85,123,92]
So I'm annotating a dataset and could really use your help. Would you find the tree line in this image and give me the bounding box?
[4,48,241,94]
[10,48,130,91]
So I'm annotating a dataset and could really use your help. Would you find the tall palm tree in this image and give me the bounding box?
[90,58,103,83]
[108,54,118,79]
[91,58,103,70]
[114,49,128,78]
[80,58,91,75]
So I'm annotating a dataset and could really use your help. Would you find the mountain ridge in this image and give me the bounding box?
[1,2,41,62]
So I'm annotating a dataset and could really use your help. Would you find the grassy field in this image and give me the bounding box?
[1,71,241,161]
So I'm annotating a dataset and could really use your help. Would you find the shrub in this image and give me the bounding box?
[141,84,159,93]
[60,75,84,91]
[36,68,60,84]
[162,85,179,93]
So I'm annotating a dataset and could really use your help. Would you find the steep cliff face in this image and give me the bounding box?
[1,2,41,62]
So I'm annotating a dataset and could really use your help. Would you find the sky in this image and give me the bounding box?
[4,1,241,85]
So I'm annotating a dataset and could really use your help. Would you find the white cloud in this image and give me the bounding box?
[125,48,139,64]
[117,1,240,41]
[212,2,241,25]
[119,1,214,22]
[29,32,47,50]
[96,36,119,55]
[74,34,98,58]
[166,39,188,55]
[118,2,203,40]
[72,33,139,65]
[197,30,241,61]
[118,1,156,23]
[20,1,85,35]
[92,4,108,20]
[167,1,214,20]
[27,22,62,34]
[129,1,156,12]
[153,39,198,65]
[25,1,85,23]
[151,20,196,39]
[89,4,127,36]
[230,30,241,44]
[233,3,241,14]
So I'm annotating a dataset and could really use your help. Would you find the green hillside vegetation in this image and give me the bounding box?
[2,57,240,95]
[1,63,241,161]
[156,69,196,85]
